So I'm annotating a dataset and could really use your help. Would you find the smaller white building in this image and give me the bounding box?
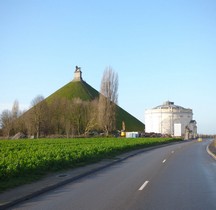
[126,132,139,138]
[145,101,197,139]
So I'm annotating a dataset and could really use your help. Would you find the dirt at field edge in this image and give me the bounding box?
[208,140,216,156]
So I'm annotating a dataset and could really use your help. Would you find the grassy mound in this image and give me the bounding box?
[46,81,99,102]
[45,80,144,131]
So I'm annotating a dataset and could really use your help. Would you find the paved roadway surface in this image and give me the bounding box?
[12,139,216,210]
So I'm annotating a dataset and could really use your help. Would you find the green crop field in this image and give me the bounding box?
[0,137,180,192]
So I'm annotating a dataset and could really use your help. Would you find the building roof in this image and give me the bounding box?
[153,101,190,110]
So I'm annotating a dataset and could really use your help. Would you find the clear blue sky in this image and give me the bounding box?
[1,0,216,134]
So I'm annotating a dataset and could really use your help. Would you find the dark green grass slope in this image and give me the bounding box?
[46,80,144,131]
[46,81,99,102]
[116,106,144,131]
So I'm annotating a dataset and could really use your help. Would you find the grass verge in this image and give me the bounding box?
[0,137,181,192]
[209,139,216,156]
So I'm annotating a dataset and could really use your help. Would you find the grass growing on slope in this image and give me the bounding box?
[45,80,144,131]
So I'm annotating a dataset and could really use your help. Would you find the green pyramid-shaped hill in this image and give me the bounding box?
[46,67,144,132]
[47,80,99,102]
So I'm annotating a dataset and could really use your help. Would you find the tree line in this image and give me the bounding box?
[0,67,118,138]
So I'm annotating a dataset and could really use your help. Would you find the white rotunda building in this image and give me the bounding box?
[145,101,197,139]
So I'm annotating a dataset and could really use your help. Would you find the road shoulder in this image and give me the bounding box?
[206,140,216,160]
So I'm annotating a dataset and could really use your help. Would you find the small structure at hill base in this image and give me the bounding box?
[126,132,139,138]
[12,132,26,139]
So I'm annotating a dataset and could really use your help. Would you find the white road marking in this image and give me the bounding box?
[171,150,174,154]
[139,180,149,191]
[162,159,166,163]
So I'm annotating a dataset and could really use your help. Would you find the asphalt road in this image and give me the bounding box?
[12,139,216,210]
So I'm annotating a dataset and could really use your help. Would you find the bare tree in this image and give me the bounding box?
[98,67,118,136]
[12,100,20,119]
[62,98,74,138]
[0,100,22,137]
[48,97,67,135]
[83,99,98,136]
[0,110,12,138]
[29,95,47,138]
[11,100,21,134]
[71,98,85,136]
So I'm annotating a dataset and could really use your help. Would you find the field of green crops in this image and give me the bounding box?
[0,137,180,191]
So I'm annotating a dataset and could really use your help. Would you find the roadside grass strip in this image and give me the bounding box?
[0,137,180,192]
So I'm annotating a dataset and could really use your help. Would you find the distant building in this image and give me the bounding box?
[126,132,139,138]
[145,101,197,139]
